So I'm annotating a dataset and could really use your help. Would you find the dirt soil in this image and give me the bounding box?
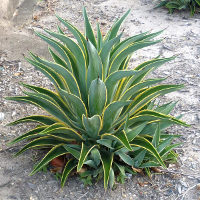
[0,0,200,199]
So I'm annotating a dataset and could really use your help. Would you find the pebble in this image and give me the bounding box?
[126,173,133,179]
[30,195,39,200]
[177,184,182,194]
[12,111,16,117]
[180,180,188,188]
[27,182,37,190]
[0,112,5,121]
[196,184,200,190]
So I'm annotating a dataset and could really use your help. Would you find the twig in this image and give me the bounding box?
[175,184,197,200]
[0,145,21,153]
[77,192,88,200]
[160,169,200,179]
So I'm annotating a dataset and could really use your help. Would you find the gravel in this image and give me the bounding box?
[0,0,200,199]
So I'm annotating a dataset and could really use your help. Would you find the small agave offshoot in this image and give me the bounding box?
[7,8,189,189]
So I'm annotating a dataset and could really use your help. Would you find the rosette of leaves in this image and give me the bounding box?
[7,8,189,189]
[156,0,200,15]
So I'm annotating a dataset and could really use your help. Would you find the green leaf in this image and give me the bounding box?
[105,70,139,103]
[6,95,73,127]
[82,114,101,138]
[63,144,80,160]
[135,110,188,127]
[97,23,103,52]
[21,83,76,120]
[111,30,163,63]
[87,40,103,89]
[133,150,146,167]
[102,101,131,132]
[116,151,134,166]
[125,84,184,116]
[160,143,182,157]
[109,168,115,188]
[157,136,173,153]
[58,88,87,123]
[26,57,67,90]
[7,115,58,126]
[111,31,149,58]
[102,130,132,151]
[30,144,68,175]
[100,151,114,189]
[15,136,63,156]
[41,126,83,141]
[152,123,160,147]
[121,57,175,94]
[83,7,97,48]
[35,31,72,71]
[45,29,87,94]
[90,148,101,166]
[9,126,47,145]
[48,47,68,68]
[61,159,77,187]
[77,143,96,171]
[120,78,166,101]
[108,40,161,75]
[97,139,114,149]
[126,122,147,142]
[56,15,87,59]
[104,9,130,41]
[115,163,126,176]
[88,78,107,116]
[155,101,177,115]
[29,53,81,97]
[57,25,64,34]
[131,137,166,168]
[100,33,122,80]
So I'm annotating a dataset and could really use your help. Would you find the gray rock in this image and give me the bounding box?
[0,112,5,121]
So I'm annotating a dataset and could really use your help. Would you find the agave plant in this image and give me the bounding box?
[7,8,188,189]
[156,0,200,15]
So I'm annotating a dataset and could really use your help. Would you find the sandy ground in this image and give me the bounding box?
[0,0,200,199]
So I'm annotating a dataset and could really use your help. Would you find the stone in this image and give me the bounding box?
[0,112,5,121]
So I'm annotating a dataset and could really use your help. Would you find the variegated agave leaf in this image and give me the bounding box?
[7,7,189,189]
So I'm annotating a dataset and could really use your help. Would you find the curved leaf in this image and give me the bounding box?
[88,78,107,116]
[58,88,87,122]
[87,40,103,89]
[115,151,134,166]
[83,7,97,48]
[100,33,122,80]
[26,57,67,90]
[56,15,87,59]
[61,159,77,187]
[82,114,101,138]
[77,143,96,171]
[105,70,139,103]
[131,137,166,168]
[102,130,132,151]
[49,47,68,68]
[100,151,114,189]
[7,115,58,126]
[35,31,72,71]
[102,101,131,132]
[104,9,130,42]
[9,126,47,145]
[6,95,73,127]
[29,53,81,97]
[30,144,68,175]
[108,40,161,75]
[15,136,62,156]
[120,78,166,101]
